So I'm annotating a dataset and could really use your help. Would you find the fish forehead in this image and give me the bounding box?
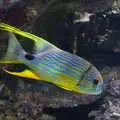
[29,50,91,81]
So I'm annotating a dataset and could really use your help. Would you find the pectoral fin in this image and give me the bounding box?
[3,68,41,80]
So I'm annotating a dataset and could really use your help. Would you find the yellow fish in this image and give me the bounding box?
[0,22,103,95]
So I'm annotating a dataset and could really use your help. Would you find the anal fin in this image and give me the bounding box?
[3,68,41,80]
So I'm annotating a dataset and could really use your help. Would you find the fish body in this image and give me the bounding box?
[0,22,103,95]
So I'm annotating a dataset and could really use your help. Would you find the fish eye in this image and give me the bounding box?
[93,79,99,85]
[25,54,34,60]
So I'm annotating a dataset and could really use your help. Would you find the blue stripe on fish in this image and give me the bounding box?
[35,53,83,74]
[42,55,84,73]
[34,57,83,80]
[30,51,90,81]
[45,51,88,71]
[41,54,84,74]
[39,60,81,80]
[52,52,89,70]
[53,51,86,65]
[32,61,56,76]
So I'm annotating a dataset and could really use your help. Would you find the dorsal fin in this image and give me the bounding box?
[0,22,59,53]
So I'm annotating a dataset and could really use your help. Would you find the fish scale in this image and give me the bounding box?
[40,54,83,73]
[54,51,89,69]
[37,51,90,80]
[31,55,81,81]
[43,51,89,71]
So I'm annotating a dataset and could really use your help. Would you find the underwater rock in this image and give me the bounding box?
[89,79,120,120]
[16,81,102,108]
[40,114,56,120]
[79,0,114,13]
[32,0,114,52]
[0,92,56,120]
